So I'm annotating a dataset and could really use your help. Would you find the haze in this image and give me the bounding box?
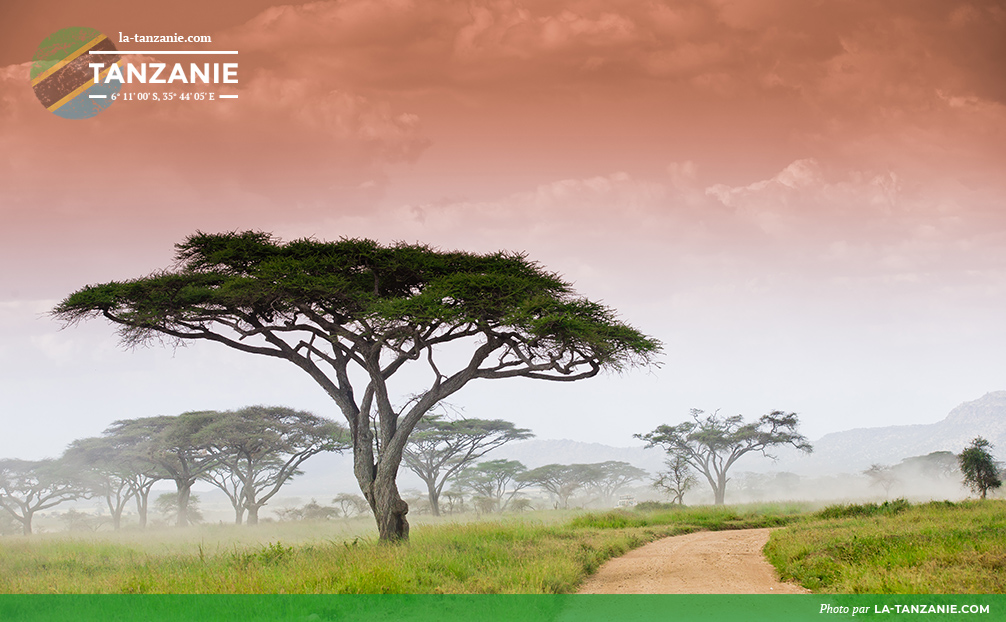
[2,0,1005,462]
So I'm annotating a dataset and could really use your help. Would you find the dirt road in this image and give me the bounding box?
[577,528,809,594]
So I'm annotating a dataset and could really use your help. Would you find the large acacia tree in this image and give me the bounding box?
[636,409,812,505]
[54,231,661,540]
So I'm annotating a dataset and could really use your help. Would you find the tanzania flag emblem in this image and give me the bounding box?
[31,27,122,119]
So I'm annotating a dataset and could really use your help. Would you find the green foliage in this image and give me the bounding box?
[53,231,662,369]
[816,498,912,520]
[958,437,1002,500]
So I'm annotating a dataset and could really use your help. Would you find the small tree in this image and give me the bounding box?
[154,492,203,525]
[333,493,370,518]
[578,461,648,505]
[959,437,1002,500]
[456,459,530,512]
[519,464,588,509]
[863,463,899,498]
[636,409,812,505]
[652,455,697,505]
[404,415,533,516]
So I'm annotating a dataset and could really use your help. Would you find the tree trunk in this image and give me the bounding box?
[374,471,409,541]
[246,505,260,525]
[176,481,192,527]
[20,513,32,536]
[427,480,441,517]
[234,505,245,525]
[714,474,727,505]
[137,493,149,528]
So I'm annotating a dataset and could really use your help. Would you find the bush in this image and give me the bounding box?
[817,498,911,519]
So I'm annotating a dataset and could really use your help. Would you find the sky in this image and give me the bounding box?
[2,0,1005,461]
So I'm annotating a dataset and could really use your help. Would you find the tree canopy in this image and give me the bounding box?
[636,409,812,505]
[959,437,1002,500]
[54,231,661,540]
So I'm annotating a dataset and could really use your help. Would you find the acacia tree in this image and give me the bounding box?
[959,437,1002,500]
[652,455,697,505]
[636,409,812,505]
[456,459,530,512]
[579,461,648,505]
[104,413,220,526]
[863,463,899,498]
[62,437,138,531]
[403,414,533,516]
[54,231,660,540]
[0,459,83,535]
[197,406,351,524]
[519,464,589,509]
[95,426,164,528]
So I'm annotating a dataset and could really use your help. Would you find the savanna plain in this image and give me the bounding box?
[1,499,1003,594]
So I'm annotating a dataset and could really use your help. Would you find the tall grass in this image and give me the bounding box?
[765,499,1006,593]
[0,504,806,594]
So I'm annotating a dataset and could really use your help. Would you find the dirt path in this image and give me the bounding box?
[577,528,809,594]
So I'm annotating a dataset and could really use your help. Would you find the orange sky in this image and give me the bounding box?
[2,0,1005,459]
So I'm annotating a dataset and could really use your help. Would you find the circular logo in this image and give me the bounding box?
[30,27,122,120]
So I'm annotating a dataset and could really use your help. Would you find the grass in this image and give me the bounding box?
[0,504,804,594]
[9,499,998,594]
[765,499,1006,593]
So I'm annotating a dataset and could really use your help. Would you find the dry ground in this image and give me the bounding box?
[578,528,809,594]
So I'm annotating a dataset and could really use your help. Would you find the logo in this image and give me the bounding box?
[30,27,122,120]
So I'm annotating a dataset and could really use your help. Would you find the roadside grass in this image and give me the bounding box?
[0,503,805,594]
[765,499,1006,593]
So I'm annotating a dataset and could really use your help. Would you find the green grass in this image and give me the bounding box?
[765,499,1006,593]
[0,504,803,594]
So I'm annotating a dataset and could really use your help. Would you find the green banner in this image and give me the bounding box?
[0,595,1000,622]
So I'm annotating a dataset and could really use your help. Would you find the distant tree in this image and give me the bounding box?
[105,413,220,526]
[456,459,530,512]
[95,425,165,528]
[0,459,84,535]
[894,451,960,481]
[403,414,533,516]
[863,464,899,498]
[274,499,339,521]
[652,455,697,505]
[440,490,466,515]
[578,461,648,505]
[636,409,812,505]
[333,493,370,519]
[154,492,203,525]
[300,499,338,521]
[959,437,1002,500]
[197,406,351,524]
[62,437,140,531]
[518,464,589,509]
[54,231,661,540]
[59,508,99,532]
